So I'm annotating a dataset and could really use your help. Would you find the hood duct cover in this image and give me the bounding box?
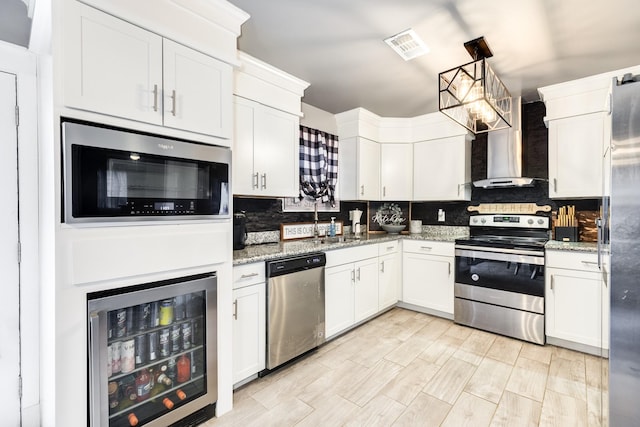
[473,97,535,189]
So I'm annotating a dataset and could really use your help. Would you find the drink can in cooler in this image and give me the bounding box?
[159,328,170,358]
[125,306,135,335]
[115,309,126,338]
[121,338,135,373]
[171,324,181,353]
[148,331,159,362]
[182,322,192,350]
[149,301,160,328]
[111,340,122,374]
[135,334,147,366]
[136,303,151,332]
[159,299,174,326]
[174,295,185,321]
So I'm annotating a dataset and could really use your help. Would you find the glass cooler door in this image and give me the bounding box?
[87,273,217,427]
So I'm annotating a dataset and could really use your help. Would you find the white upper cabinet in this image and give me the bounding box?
[233,96,299,197]
[162,39,232,138]
[232,53,309,197]
[63,2,163,125]
[335,108,471,201]
[63,1,233,140]
[380,143,413,200]
[413,135,471,201]
[547,112,608,198]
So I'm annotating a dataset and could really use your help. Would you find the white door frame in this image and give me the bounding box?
[0,40,40,427]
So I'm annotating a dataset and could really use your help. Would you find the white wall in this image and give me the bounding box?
[301,102,337,135]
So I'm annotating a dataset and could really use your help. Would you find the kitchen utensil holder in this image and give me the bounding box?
[555,226,578,242]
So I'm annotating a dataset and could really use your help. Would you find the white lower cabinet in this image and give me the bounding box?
[325,245,379,339]
[401,240,454,316]
[378,240,401,310]
[545,250,609,352]
[232,262,266,386]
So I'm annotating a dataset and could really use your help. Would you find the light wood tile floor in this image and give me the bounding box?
[203,308,608,427]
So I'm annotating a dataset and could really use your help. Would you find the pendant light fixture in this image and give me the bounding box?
[439,36,511,134]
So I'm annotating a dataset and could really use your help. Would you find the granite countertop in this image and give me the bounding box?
[233,226,469,265]
[545,240,598,252]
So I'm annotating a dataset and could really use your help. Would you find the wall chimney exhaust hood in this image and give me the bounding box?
[473,97,536,189]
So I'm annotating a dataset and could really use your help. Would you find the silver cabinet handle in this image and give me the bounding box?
[383,186,386,197]
[553,178,557,193]
[386,246,395,251]
[380,260,385,273]
[152,84,158,112]
[233,299,238,320]
[240,273,259,279]
[448,262,451,276]
[170,89,177,116]
[261,173,267,189]
[351,270,355,282]
[356,267,361,281]
[550,275,554,291]
[581,260,599,266]
[360,185,364,196]
[253,173,259,189]
[420,246,432,251]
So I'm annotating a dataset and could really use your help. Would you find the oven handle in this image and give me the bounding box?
[455,244,545,258]
[455,247,545,266]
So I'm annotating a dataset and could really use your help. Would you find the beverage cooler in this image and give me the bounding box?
[87,273,217,427]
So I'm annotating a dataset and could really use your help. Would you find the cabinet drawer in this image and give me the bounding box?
[546,250,600,271]
[403,239,454,257]
[378,240,400,255]
[233,262,265,289]
[325,244,378,267]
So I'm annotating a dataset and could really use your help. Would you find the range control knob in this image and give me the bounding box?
[537,218,545,225]
[528,219,534,225]
[480,218,487,224]
[472,217,479,224]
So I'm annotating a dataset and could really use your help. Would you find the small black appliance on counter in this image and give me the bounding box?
[233,212,247,250]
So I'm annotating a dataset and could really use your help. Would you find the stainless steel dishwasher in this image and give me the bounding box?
[265,252,326,371]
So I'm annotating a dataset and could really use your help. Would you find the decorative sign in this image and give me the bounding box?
[280,221,343,241]
[368,201,410,233]
[281,197,340,213]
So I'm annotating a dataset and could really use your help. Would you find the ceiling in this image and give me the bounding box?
[228,0,640,117]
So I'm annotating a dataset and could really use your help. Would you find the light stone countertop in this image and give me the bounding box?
[545,240,598,253]
[233,226,469,265]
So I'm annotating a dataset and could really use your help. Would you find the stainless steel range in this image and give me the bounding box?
[454,214,550,344]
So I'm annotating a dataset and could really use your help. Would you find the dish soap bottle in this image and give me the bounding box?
[329,217,336,237]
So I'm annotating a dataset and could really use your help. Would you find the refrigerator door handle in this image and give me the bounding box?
[88,311,105,427]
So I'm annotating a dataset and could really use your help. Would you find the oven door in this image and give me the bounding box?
[455,246,545,298]
[63,120,231,223]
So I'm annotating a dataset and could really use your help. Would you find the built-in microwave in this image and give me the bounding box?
[62,120,231,223]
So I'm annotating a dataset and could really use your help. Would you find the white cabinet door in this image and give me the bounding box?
[546,267,607,349]
[232,283,266,384]
[163,39,232,139]
[380,143,413,200]
[379,251,400,310]
[233,98,257,194]
[413,136,471,201]
[325,263,355,338]
[233,97,299,197]
[254,105,299,197]
[358,138,381,200]
[402,252,453,314]
[548,113,606,198]
[63,1,163,125]
[353,258,379,323]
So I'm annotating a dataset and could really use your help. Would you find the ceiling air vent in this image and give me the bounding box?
[384,29,429,61]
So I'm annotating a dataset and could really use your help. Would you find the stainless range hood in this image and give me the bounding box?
[473,97,536,189]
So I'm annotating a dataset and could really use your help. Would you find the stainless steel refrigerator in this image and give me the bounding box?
[610,74,640,426]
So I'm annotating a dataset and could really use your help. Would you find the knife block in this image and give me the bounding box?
[555,226,578,242]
